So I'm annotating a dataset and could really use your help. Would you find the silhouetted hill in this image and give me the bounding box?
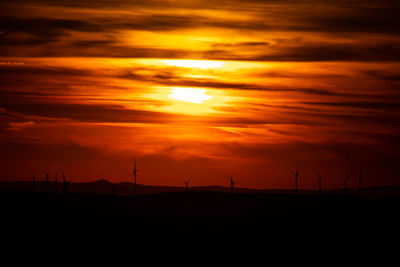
[1,180,400,198]
[1,179,400,240]
[0,189,399,238]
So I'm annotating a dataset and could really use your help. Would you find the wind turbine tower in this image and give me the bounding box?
[133,158,138,195]
[230,177,237,193]
[63,172,67,194]
[184,179,191,192]
[32,173,36,192]
[45,171,49,192]
[292,167,300,195]
[55,172,58,193]
[316,170,325,193]
[358,169,362,197]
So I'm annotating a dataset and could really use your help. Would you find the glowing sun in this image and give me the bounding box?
[168,87,213,104]
[163,60,224,69]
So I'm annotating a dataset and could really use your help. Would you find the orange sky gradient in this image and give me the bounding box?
[1,0,400,189]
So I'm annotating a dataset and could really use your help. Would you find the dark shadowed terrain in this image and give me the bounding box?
[1,181,399,239]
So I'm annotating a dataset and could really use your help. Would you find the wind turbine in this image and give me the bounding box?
[55,172,58,193]
[62,172,67,194]
[44,171,49,192]
[292,167,300,195]
[183,179,191,192]
[133,158,138,195]
[33,173,36,192]
[229,177,237,193]
[358,169,362,197]
[315,169,325,193]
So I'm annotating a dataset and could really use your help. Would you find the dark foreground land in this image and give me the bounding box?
[1,188,399,239]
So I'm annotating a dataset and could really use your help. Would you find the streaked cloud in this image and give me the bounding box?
[0,0,400,188]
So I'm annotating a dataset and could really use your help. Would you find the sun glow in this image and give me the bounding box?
[168,87,213,103]
[163,60,224,69]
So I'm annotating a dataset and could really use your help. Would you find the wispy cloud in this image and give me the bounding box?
[1,0,400,187]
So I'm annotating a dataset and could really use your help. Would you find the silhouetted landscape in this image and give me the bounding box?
[1,180,399,237]
[2,0,400,241]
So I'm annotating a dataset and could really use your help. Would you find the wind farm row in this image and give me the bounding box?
[25,159,365,196]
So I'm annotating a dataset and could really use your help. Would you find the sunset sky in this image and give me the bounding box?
[1,0,400,189]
